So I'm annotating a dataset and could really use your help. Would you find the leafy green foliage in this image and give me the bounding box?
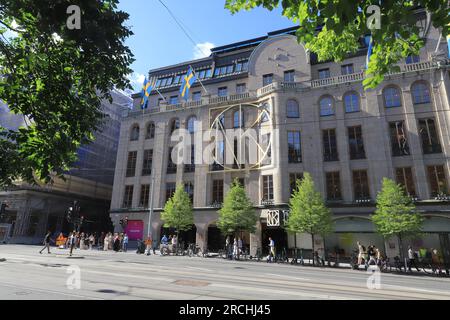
[225,0,449,88]
[0,0,134,187]
[161,185,194,233]
[286,172,333,237]
[372,178,423,239]
[218,178,257,236]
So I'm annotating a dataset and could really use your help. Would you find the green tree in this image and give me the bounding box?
[0,0,134,187]
[217,179,257,251]
[285,172,333,265]
[225,0,449,88]
[372,178,423,263]
[161,185,194,240]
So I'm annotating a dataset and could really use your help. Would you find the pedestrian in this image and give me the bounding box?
[108,233,113,250]
[233,238,238,260]
[123,233,129,252]
[39,230,53,254]
[237,237,243,257]
[98,232,104,250]
[367,245,377,266]
[268,237,275,263]
[113,233,120,252]
[68,231,77,257]
[89,234,95,250]
[408,246,420,272]
[225,236,231,259]
[103,232,110,251]
[357,241,366,266]
[145,237,152,255]
[171,234,177,252]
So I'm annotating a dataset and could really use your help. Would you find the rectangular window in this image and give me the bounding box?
[165,183,176,203]
[318,68,331,79]
[395,167,416,197]
[323,129,339,161]
[428,165,448,197]
[212,180,223,204]
[174,75,181,84]
[123,185,133,208]
[326,172,342,200]
[184,145,195,173]
[289,173,303,195]
[142,149,153,176]
[406,55,420,64]
[263,175,274,201]
[284,70,295,82]
[353,170,370,200]
[341,64,354,75]
[418,119,442,154]
[184,182,194,203]
[218,87,228,97]
[226,65,234,74]
[236,83,246,94]
[169,96,179,105]
[287,131,302,163]
[139,184,150,207]
[192,91,201,102]
[389,121,410,156]
[167,147,177,174]
[263,74,273,86]
[235,60,248,72]
[348,126,366,160]
[126,151,137,177]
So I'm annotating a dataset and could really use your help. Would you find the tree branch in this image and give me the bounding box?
[0,19,21,33]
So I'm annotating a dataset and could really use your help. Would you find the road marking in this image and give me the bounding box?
[264,273,310,281]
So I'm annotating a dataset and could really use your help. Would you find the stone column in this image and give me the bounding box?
[195,223,207,250]
[250,220,262,256]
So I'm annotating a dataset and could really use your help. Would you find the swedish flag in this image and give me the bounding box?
[140,77,153,109]
[180,67,197,101]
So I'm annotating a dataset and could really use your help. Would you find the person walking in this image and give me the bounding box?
[68,231,77,257]
[357,241,366,266]
[89,234,95,250]
[123,233,129,252]
[39,231,53,254]
[268,237,275,263]
[408,246,420,272]
[145,237,153,255]
[171,234,177,252]
[367,245,377,266]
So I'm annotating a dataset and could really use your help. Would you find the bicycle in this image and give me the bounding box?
[250,247,262,262]
[276,247,289,264]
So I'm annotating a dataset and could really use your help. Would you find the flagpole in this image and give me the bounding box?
[189,65,209,95]
[155,87,168,103]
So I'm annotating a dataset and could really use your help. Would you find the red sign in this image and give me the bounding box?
[124,220,144,241]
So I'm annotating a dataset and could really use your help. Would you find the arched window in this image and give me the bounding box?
[344,92,360,113]
[383,86,402,108]
[130,124,139,141]
[233,110,244,128]
[170,118,180,134]
[145,122,155,139]
[411,81,431,105]
[187,116,197,134]
[319,96,334,116]
[286,99,300,118]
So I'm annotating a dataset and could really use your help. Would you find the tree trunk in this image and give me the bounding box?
[311,233,315,266]
[398,234,406,271]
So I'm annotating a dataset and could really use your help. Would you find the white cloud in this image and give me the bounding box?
[127,72,146,91]
[193,42,214,59]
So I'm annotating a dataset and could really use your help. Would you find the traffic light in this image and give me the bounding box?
[67,206,73,222]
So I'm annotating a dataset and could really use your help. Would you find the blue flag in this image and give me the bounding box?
[447,33,450,58]
[140,77,153,109]
[366,36,373,69]
[180,67,197,101]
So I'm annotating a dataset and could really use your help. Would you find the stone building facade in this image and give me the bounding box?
[110,20,450,261]
[0,90,131,244]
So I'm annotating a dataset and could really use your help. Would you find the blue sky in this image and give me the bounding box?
[117,0,294,91]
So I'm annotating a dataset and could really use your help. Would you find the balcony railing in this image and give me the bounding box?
[126,60,444,118]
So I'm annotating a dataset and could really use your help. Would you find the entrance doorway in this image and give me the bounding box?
[207,225,225,252]
[261,222,287,255]
[160,225,196,249]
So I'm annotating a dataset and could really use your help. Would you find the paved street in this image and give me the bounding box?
[0,245,449,300]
